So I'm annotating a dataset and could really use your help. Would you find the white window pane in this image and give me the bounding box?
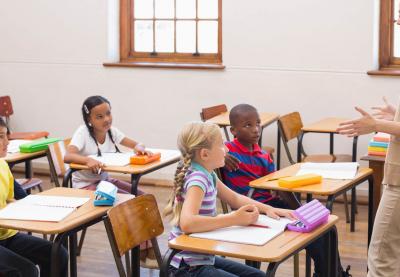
[155,0,174,19]
[134,21,153,52]
[134,0,153,18]
[394,0,400,57]
[176,0,196,19]
[198,21,218,53]
[198,0,218,19]
[176,21,196,53]
[155,21,174,52]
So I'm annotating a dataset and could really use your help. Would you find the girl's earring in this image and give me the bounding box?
[88,123,92,127]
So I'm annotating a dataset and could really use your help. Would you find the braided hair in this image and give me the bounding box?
[163,122,222,225]
[81,96,120,157]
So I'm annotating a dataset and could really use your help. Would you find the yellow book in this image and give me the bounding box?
[368,146,387,153]
[278,174,322,189]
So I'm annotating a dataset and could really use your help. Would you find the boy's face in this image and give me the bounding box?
[0,127,8,158]
[230,110,261,147]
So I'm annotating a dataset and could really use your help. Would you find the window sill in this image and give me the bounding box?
[367,68,400,76]
[103,62,225,70]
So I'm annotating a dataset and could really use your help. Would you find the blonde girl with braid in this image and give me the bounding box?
[164,122,295,277]
[64,95,158,269]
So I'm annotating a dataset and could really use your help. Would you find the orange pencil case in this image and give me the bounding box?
[130,152,161,165]
[278,174,322,189]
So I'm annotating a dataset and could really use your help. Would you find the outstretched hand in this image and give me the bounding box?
[337,107,376,137]
[371,96,396,121]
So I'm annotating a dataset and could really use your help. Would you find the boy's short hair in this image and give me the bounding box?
[229,104,258,126]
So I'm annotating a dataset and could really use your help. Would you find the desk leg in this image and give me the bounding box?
[69,233,77,277]
[266,262,280,277]
[326,195,334,211]
[131,174,142,195]
[25,160,32,178]
[369,160,383,224]
[131,246,140,277]
[368,175,375,247]
[351,188,356,232]
[51,234,67,277]
[327,226,339,277]
[160,249,180,277]
[329,133,334,155]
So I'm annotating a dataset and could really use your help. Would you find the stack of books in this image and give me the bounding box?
[368,132,390,157]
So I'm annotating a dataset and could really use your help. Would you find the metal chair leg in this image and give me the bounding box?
[343,192,350,224]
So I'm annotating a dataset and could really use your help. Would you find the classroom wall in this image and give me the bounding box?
[1,0,399,191]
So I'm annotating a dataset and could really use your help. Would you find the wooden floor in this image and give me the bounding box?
[22,175,369,277]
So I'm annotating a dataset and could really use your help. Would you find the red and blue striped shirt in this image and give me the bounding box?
[222,139,276,203]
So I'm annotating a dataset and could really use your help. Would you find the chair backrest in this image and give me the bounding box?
[200,104,228,121]
[104,195,164,277]
[278,112,304,165]
[47,139,71,186]
[0,96,13,130]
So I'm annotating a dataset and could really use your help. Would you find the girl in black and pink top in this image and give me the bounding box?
[164,121,294,277]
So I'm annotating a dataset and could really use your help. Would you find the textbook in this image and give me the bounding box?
[189,215,294,246]
[89,152,132,166]
[0,195,90,222]
[296,162,359,180]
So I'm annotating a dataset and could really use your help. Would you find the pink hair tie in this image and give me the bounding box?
[175,195,184,203]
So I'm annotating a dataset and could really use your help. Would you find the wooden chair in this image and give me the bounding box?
[278,112,350,222]
[47,139,86,253]
[104,195,164,277]
[15,178,43,194]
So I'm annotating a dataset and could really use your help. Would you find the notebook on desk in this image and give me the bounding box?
[0,195,90,222]
[189,215,294,246]
[296,162,359,180]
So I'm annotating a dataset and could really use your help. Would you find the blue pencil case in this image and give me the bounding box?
[94,181,117,206]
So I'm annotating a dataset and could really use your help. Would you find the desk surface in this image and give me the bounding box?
[249,163,373,195]
[302,117,349,133]
[169,215,338,262]
[5,150,47,164]
[361,155,386,163]
[0,187,133,234]
[206,112,279,127]
[70,149,181,175]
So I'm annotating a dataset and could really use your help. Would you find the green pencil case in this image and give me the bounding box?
[19,138,60,153]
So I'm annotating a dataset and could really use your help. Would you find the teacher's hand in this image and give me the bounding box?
[337,107,377,137]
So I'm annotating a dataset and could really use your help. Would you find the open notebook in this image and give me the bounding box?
[189,215,294,246]
[0,195,90,222]
[296,162,359,180]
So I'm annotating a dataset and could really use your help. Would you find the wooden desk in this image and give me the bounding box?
[5,150,48,178]
[300,117,358,162]
[68,149,181,195]
[161,215,339,277]
[361,155,385,225]
[0,187,132,277]
[248,164,374,243]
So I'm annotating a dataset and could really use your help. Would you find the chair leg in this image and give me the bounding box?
[151,237,163,268]
[294,253,299,277]
[343,192,350,224]
[76,228,87,256]
[38,185,43,192]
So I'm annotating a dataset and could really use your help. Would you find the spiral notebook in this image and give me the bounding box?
[0,195,90,222]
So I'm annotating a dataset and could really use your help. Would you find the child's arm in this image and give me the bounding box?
[179,186,259,233]
[120,138,152,155]
[64,145,104,174]
[216,179,296,220]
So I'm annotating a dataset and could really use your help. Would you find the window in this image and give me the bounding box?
[369,0,400,75]
[113,0,223,69]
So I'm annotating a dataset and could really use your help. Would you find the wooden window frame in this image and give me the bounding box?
[369,0,400,76]
[104,0,224,69]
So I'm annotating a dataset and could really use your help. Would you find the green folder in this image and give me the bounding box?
[19,138,60,153]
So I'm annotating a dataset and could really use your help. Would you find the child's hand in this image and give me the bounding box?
[134,143,150,155]
[266,207,297,220]
[231,204,259,226]
[86,158,104,174]
[224,153,240,171]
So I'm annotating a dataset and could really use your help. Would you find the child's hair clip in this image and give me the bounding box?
[83,105,89,114]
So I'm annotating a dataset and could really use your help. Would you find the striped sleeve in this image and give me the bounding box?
[184,172,209,193]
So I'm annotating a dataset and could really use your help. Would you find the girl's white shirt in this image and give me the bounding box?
[69,125,125,189]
